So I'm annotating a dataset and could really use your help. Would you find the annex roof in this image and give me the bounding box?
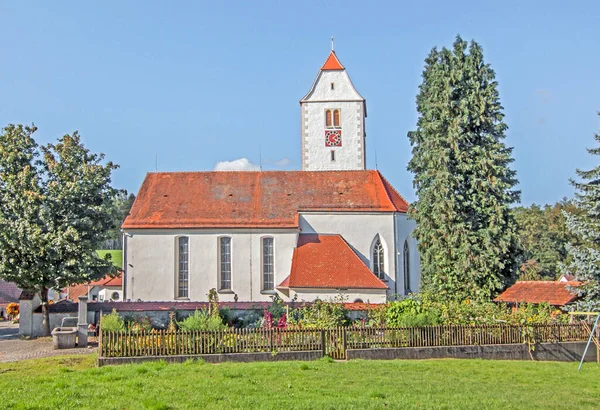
[279,234,388,290]
[321,51,344,70]
[122,171,408,229]
[494,281,581,307]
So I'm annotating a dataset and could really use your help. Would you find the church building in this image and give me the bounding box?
[121,48,420,304]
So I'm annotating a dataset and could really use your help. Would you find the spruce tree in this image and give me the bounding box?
[407,36,520,302]
[563,117,600,310]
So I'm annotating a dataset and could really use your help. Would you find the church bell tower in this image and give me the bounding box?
[300,44,367,171]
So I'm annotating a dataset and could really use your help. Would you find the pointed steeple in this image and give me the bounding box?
[321,51,344,71]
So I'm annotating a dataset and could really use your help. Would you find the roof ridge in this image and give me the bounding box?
[375,171,410,212]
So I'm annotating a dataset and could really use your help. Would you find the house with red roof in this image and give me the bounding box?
[494,281,581,307]
[66,272,123,302]
[122,47,420,304]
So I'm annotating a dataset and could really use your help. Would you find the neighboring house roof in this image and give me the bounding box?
[558,274,576,283]
[122,171,408,229]
[494,281,581,306]
[0,280,22,305]
[279,234,388,290]
[65,272,123,302]
[321,50,344,70]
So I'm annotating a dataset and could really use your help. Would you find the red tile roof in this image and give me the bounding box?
[321,51,344,70]
[123,171,408,229]
[0,280,22,306]
[494,281,581,306]
[280,234,388,290]
[66,272,123,302]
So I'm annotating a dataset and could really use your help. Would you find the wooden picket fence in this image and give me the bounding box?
[99,323,589,360]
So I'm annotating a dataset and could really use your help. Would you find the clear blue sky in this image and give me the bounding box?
[1,1,598,205]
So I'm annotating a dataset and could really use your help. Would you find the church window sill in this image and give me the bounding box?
[218,289,235,294]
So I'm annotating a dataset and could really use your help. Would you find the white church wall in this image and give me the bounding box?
[298,212,399,295]
[123,229,298,303]
[394,214,421,295]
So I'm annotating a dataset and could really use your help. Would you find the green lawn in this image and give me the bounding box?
[96,250,123,269]
[0,356,598,409]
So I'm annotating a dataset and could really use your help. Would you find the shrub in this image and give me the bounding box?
[178,309,226,331]
[100,309,125,332]
[6,302,19,319]
[289,298,349,328]
[385,298,442,327]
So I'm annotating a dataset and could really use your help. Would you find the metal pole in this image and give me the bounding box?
[578,313,600,371]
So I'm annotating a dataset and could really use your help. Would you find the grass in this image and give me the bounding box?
[96,250,123,269]
[0,355,598,409]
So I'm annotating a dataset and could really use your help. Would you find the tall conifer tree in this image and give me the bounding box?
[563,117,600,310]
[407,36,520,301]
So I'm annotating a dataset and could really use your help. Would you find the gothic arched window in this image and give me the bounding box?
[325,110,333,127]
[372,237,385,280]
[403,240,411,294]
[333,109,341,127]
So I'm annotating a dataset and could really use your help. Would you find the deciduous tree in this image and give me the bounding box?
[0,124,118,335]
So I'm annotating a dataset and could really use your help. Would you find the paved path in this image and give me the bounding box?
[0,322,96,363]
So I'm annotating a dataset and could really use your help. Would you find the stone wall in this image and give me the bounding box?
[346,342,597,362]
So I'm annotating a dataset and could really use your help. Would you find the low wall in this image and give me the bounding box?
[347,342,597,362]
[98,350,322,367]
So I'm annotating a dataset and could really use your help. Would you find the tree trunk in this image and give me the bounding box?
[40,287,50,337]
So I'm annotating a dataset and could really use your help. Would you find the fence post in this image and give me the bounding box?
[342,328,347,359]
[321,330,326,357]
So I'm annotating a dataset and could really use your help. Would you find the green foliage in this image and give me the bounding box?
[288,298,349,328]
[106,191,135,242]
[513,200,577,279]
[407,37,520,302]
[0,124,119,335]
[385,298,442,327]
[100,309,125,332]
[178,310,226,331]
[267,294,286,320]
[563,116,600,310]
[96,250,123,269]
[373,293,567,327]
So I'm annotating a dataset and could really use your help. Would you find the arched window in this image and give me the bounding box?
[219,237,232,290]
[403,240,410,294]
[372,237,385,280]
[262,237,274,291]
[333,109,341,127]
[325,110,333,127]
[177,236,189,298]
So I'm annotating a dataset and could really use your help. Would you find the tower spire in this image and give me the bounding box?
[331,36,334,51]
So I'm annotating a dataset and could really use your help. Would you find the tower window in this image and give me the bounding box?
[331,82,335,90]
[325,109,341,129]
[331,150,335,161]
